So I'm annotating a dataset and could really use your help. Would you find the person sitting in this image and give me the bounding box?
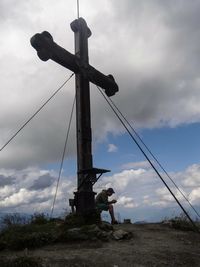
[95,187,118,224]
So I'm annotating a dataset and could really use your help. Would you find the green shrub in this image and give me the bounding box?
[64,210,101,228]
[0,221,58,250]
[2,213,30,227]
[30,213,49,225]
[165,213,200,232]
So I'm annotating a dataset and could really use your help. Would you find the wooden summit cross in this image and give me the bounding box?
[30,18,118,215]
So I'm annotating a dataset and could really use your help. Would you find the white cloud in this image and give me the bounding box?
[95,161,200,214]
[155,183,193,205]
[182,164,200,187]
[0,186,16,199]
[117,196,138,208]
[97,168,147,193]
[155,187,175,202]
[142,195,152,205]
[0,188,35,208]
[0,161,200,219]
[189,188,200,205]
[121,161,151,170]
[0,167,75,214]
[0,0,200,169]
[107,144,118,153]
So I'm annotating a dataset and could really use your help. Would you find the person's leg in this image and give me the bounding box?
[96,204,108,223]
[108,204,117,224]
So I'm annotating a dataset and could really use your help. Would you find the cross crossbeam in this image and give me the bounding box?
[30,21,118,97]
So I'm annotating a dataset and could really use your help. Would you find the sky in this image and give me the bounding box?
[0,0,200,222]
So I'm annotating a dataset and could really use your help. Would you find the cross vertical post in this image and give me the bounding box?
[70,19,95,214]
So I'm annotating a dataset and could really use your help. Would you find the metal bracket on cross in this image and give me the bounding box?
[77,168,110,191]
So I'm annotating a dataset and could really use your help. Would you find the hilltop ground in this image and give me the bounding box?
[0,223,199,267]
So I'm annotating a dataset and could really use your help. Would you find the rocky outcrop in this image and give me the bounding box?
[60,222,133,242]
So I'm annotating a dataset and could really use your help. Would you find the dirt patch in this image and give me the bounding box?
[0,223,199,266]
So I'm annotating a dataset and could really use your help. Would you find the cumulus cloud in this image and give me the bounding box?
[121,161,151,170]
[97,168,148,193]
[117,196,138,208]
[0,167,75,214]
[149,163,200,208]
[107,144,118,153]
[181,164,200,187]
[0,161,200,217]
[93,161,200,213]
[29,174,55,191]
[0,188,38,208]
[0,0,200,169]
[0,175,15,187]
[189,187,200,205]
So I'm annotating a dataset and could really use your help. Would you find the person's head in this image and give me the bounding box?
[106,187,115,196]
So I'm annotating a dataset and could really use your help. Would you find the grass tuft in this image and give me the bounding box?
[163,213,200,232]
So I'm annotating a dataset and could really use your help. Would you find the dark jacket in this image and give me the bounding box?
[95,190,108,205]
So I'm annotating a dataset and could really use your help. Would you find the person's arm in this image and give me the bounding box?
[108,199,117,204]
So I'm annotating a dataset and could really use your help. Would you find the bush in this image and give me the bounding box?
[0,221,58,250]
[64,210,101,228]
[30,213,49,225]
[2,213,30,227]
[164,213,200,232]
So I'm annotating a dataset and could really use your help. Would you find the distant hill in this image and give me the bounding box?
[134,220,148,224]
